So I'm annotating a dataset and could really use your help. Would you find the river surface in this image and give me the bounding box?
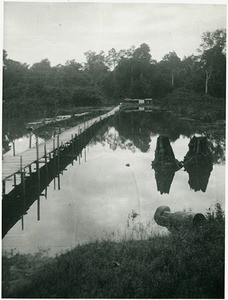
[2,111,225,256]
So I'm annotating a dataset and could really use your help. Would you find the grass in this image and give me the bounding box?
[2,204,224,298]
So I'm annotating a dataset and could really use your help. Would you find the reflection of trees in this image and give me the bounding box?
[183,136,214,192]
[4,111,225,163]
[92,111,225,164]
[152,136,182,194]
[185,164,213,192]
[153,167,176,194]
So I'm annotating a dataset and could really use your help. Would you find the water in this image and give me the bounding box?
[2,111,225,256]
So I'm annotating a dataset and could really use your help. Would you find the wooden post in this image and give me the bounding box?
[12,141,15,156]
[71,134,74,154]
[53,137,55,150]
[13,174,16,187]
[53,137,56,167]
[44,143,48,183]
[78,153,81,165]
[29,133,32,149]
[57,134,60,169]
[57,174,60,190]
[2,181,6,195]
[20,156,26,209]
[37,196,40,221]
[20,155,23,179]
[21,215,24,230]
[84,147,86,162]
[36,137,40,183]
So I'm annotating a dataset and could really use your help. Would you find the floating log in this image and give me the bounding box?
[154,205,206,230]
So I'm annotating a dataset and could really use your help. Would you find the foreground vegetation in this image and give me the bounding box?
[2,204,224,298]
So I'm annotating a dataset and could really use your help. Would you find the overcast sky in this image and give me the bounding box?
[3,2,226,66]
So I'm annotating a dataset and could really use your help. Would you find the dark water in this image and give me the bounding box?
[2,111,225,256]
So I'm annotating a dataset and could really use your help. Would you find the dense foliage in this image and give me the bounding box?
[3,29,226,118]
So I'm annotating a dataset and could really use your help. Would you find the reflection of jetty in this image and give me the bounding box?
[2,106,120,192]
[2,119,108,238]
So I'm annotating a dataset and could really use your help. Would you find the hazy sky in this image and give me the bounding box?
[3,2,226,66]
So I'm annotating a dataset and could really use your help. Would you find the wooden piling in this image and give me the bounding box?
[29,165,32,175]
[37,196,40,221]
[21,215,24,230]
[13,174,16,187]
[44,143,48,183]
[53,137,56,167]
[58,174,60,190]
[57,134,60,169]
[71,134,74,154]
[2,181,6,195]
[12,141,15,156]
[36,137,40,183]
[29,133,32,149]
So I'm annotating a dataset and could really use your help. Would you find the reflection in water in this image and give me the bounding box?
[2,111,225,255]
[2,119,108,238]
[184,136,214,192]
[153,168,176,195]
[185,164,213,192]
[152,136,183,194]
[93,111,225,164]
[151,135,215,194]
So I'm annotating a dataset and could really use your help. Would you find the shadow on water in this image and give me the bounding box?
[2,118,110,238]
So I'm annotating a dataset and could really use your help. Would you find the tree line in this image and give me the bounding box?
[3,29,226,118]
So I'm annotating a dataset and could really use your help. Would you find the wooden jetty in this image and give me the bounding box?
[2,105,120,188]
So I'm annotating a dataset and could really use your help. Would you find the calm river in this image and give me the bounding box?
[2,111,225,256]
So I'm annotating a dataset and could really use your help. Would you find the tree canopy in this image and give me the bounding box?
[2,29,226,118]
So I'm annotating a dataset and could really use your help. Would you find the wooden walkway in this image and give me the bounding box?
[2,105,120,182]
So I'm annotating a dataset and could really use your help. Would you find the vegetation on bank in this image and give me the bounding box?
[159,88,226,122]
[2,204,224,298]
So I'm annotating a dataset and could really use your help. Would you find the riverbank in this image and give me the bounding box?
[2,204,224,298]
[159,88,225,122]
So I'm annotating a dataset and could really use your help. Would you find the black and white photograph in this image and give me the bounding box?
[1,1,226,298]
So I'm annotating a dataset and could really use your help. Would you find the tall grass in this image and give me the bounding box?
[2,204,224,298]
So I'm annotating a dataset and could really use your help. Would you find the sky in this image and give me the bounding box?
[3,1,227,67]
